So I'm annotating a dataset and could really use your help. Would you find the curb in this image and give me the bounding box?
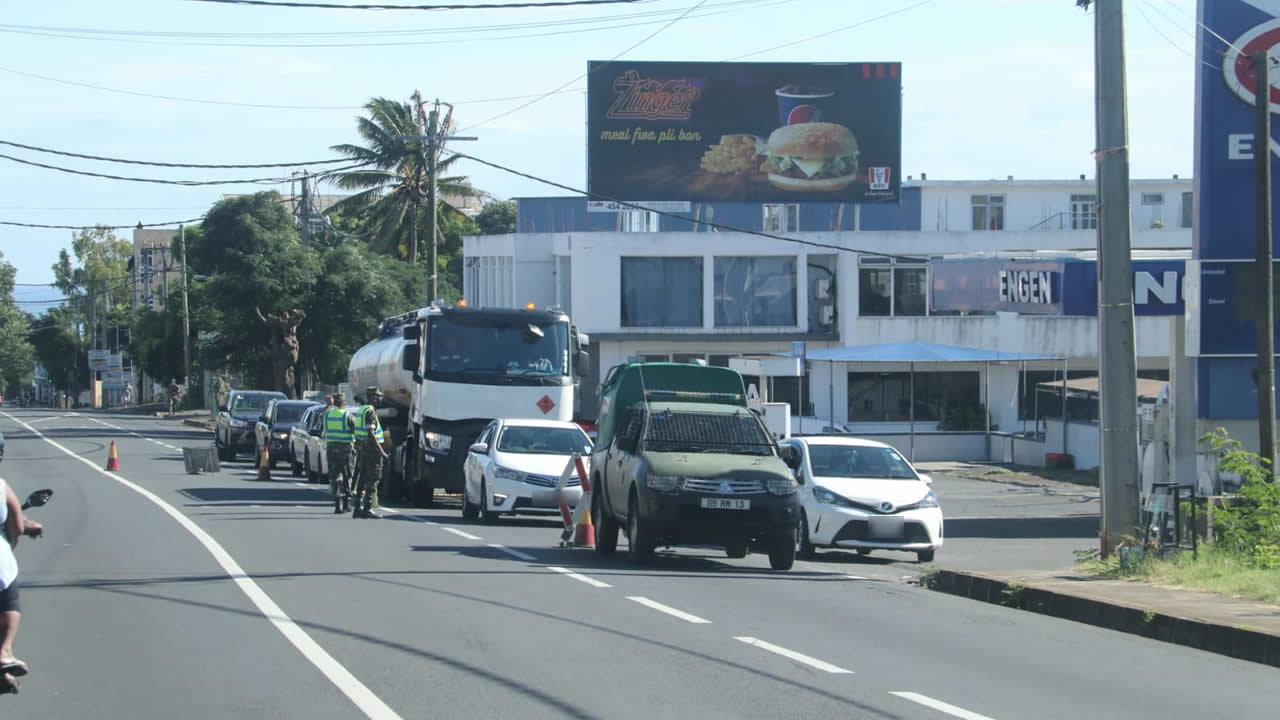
[926,569,1280,668]
[183,418,215,431]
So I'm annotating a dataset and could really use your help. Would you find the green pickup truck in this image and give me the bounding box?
[589,361,803,571]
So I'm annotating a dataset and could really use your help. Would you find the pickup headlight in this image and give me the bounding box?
[646,474,682,492]
[273,431,289,440]
[917,490,939,509]
[766,477,798,496]
[494,467,521,482]
[424,431,452,451]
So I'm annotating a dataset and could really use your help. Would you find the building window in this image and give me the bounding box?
[763,203,800,233]
[622,209,660,232]
[859,257,927,317]
[848,371,980,423]
[1181,191,1193,228]
[620,257,703,327]
[1071,194,1098,230]
[714,256,797,327]
[1141,192,1164,205]
[971,194,1005,230]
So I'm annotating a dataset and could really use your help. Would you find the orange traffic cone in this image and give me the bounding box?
[573,502,595,547]
[257,445,271,481]
[105,440,120,471]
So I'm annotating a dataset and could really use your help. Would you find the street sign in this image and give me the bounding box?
[87,350,109,372]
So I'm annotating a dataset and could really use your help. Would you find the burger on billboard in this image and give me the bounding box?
[587,61,902,204]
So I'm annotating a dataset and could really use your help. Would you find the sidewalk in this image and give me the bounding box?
[927,567,1280,668]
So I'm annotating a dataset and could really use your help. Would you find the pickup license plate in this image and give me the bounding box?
[701,498,750,510]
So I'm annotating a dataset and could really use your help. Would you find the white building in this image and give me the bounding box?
[464,177,1192,469]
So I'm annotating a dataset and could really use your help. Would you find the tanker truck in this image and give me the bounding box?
[348,302,590,506]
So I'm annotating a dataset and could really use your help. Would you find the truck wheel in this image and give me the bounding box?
[768,534,796,571]
[797,512,817,560]
[725,540,749,559]
[626,492,655,562]
[593,490,618,554]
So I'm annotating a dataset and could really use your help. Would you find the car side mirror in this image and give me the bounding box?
[217,404,228,412]
[22,489,52,510]
[574,350,590,377]
[469,442,488,454]
[918,474,933,485]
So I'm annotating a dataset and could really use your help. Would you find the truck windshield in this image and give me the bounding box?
[428,318,569,379]
[644,410,774,456]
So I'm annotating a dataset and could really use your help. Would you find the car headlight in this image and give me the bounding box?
[646,474,682,492]
[917,490,939,509]
[229,418,247,428]
[494,467,521,482]
[273,431,289,440]
[766,477,798,496]
[813,486,853,506]
[424,431,452,451]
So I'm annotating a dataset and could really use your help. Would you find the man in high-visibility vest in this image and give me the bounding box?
[322,392,358,514]
[351,386,390,519]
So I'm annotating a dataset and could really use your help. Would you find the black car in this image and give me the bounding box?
[254,400,320,469]
[215,390,286,462]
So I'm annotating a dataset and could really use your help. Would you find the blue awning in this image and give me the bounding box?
[801,341,1061,364]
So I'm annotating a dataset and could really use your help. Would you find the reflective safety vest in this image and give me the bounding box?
[358,405,386,443]
[324,407,354,443]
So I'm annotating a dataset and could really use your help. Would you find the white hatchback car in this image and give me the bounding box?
[783,436,943,562]
[462,418,592,522]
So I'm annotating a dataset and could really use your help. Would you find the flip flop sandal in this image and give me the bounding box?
[0,660,28,677]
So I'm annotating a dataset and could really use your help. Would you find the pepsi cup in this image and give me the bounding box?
[776,85,836,126]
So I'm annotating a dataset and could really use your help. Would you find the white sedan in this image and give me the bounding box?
[783,436,943,563]
[462,418,592,522]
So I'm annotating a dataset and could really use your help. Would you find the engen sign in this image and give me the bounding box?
[1192,0,1280,418]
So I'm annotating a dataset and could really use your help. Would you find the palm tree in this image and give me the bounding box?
[328,93,479,264]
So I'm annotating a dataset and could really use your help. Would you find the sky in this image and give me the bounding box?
[0,0,1200,312]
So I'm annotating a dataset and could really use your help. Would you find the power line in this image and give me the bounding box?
[0,140,352,169]
[463,0,710,132]
[453,151,913,260]
[727,0,932,60]
[0,154,368,186]
[187,0,649,9]
[0,217,205,230]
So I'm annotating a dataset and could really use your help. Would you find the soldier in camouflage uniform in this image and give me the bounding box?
[322,392,357,514]
[352,386,390,519]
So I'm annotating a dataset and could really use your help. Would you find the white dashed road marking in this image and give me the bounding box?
[547,566,612,588]
[733,637,854,674]
[890,692,997,720]
[489,544,538,562]
[627,596,711,624]
[442,527,482,541]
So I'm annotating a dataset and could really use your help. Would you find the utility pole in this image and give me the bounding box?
[426,99,441,300]
[299,171,312,248]
[410,90,425,267]
[181,224,191,387]
[1094,0,1141,557]
[1255,50,1277,470]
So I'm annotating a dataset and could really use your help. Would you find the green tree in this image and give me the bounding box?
[475,199,517,235]
[0,253,36,393]
[328,94,479,263]
[187,192,318,394]
[28,305,81,391]
[131,289,185,387]
[52,225,133,350]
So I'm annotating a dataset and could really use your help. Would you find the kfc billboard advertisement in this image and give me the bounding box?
[587,61,903,204]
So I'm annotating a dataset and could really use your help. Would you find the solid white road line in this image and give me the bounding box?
[2,411,401,720]
[889,692,996,720]
[732,637,854,674]
[442,527,482,541]
[547,566,612,588]
[489,544,538,562]
[627,596,712,624]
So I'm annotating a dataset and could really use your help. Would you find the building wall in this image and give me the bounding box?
[132,227,183,311]
[919,179,1191,234]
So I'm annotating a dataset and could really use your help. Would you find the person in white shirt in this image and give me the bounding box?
[0,477,42,683]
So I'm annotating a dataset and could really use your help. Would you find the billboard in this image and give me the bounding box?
[587,61,902,204]
[930,259,1186,316]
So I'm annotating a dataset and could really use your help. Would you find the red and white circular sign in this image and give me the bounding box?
[1224,18,1280,112]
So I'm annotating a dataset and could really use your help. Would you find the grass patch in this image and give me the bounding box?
[1078,545,1280,605]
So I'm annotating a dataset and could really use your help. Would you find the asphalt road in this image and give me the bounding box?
[0,408,1273,719]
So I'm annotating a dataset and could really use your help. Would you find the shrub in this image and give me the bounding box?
[1202,428,1280,568]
